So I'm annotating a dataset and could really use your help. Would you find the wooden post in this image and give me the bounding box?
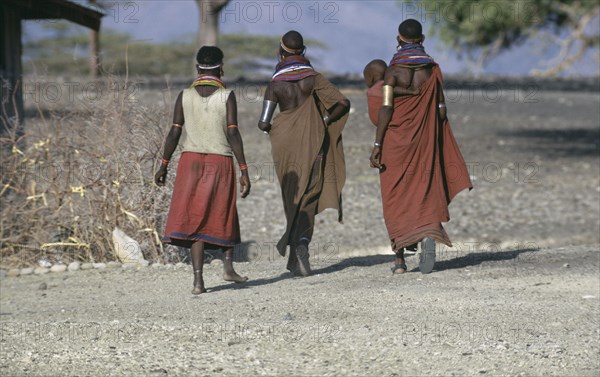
[0,4,24,135]
[89,28,101,77]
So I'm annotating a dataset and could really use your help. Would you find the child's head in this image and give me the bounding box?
[363,59,387,88]
[196,46,225,75]
[397,19,425,45]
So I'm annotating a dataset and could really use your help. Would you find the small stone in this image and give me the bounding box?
[106,261,122,269]
[50,265,67,273]
[38,259,52,268]
[562,263,570,268]
[139,260,150,267]
[67,262,80,271]
[81,263,94,270]
[7,269,20,277]
[34,267,50,275]
[93,263,106,270]
[152,263,164,269]
[39,282,47,290]
[20,267,34,276]
[113,227,144,263]
[175,262,186,269]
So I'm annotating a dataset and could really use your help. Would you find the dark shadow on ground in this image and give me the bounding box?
[206,273,293,293]
[206,247,540,292]
[498,128,600,158]
[409,247,540,273]
[207,253,392,293]
[311,254,392,274]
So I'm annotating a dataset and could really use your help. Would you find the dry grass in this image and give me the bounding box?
[0,75,181,268]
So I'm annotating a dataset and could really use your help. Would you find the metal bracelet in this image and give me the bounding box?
[259,100,277,124]
[374,142,382,147]
[323,114,330,125]
[382,85,394,107]
[438,103,446,108]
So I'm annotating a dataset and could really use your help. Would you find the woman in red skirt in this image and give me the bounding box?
[155,46,251,295]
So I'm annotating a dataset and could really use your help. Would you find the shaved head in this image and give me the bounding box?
[363,59,387,88]
[282,30,304,51]
[398,19,423,41]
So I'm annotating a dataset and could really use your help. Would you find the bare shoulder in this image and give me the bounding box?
[384,65,414,87]
[264,82,279,101]
[270,81,287,95]
[299,75,316,93]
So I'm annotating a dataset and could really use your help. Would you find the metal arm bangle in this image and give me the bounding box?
[382,85,394,107]
[259,100,277,124]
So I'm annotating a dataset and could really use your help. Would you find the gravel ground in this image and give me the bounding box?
[1,87,599,376]
[0,245,598,376]
[233,87,600,254]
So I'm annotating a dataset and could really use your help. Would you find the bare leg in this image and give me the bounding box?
[223,248,248,283]
[191,241,207,294]
[392,248,407,274]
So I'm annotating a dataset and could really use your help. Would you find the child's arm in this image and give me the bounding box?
[155,91,184,186]
[226,91,251,198]
[394,86,420,96]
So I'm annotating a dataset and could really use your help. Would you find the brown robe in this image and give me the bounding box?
[371,65,472,250]
[269,74,349,255]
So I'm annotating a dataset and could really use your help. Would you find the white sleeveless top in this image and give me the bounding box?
[180,87,233,156]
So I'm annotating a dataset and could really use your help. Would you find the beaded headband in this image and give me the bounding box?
[398,34,423,44]
[280,38,305,55]
[196,62,223,70]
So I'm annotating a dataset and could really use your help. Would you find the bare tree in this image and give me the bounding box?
[418,0,600,77]
[195,0,230,47]
[531,3,600,77]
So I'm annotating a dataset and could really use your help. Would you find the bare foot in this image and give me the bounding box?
[223,271,248,283]
[391,262,407,274]
[192,276,207,295]
[391,251,407,274]
[191,286,207,295]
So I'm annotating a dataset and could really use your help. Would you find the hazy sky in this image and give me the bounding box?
[24,0,598,76]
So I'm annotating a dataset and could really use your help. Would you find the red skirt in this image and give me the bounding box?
[163,152,240,248]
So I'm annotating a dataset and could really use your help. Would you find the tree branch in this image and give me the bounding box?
[532,5,600,77]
